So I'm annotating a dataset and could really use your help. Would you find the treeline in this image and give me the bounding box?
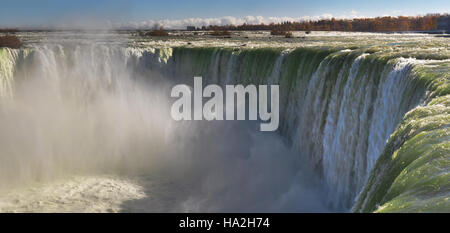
[0,28,19,33]
[203,15,445,32]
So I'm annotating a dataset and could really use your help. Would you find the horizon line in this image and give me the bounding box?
[1,12,448,30]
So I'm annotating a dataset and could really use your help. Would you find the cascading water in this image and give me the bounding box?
[164,47,430,210]
[0,33,448,212]
[0,43,173,189]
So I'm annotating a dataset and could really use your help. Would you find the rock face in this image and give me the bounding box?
[0,35,21,49]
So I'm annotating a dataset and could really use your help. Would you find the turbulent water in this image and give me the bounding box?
[0,31,448,212]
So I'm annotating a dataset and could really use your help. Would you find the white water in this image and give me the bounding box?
[0,43,329,212]
[0,35,428,212]
[0,176,146,213]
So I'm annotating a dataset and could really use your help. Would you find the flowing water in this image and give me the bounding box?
[0,31,448,212]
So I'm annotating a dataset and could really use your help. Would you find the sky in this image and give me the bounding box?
[0,0,448,29]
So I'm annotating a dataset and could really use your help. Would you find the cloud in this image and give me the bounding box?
[116,11,366,29]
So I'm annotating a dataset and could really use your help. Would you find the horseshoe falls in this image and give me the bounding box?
[0,32,448,212]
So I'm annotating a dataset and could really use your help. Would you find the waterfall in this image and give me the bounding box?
[0,48,30,98]
[0,42,447,212]
[161,47,430,209]
[0,44,175,190]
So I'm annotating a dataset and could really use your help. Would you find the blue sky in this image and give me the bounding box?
[0,0,448,28]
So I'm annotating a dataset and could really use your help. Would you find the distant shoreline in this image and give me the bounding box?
[1,29,448,35]
[1,14,449,33]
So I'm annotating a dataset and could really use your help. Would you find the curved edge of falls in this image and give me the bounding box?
[162,46,449,211]
[353,62,450,212]
[0,45,449,212]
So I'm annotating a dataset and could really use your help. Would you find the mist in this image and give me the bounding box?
[0,35,330,212]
